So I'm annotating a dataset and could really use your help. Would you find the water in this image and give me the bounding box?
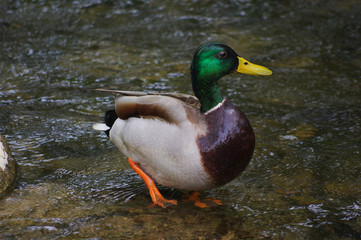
[1,0,360,238]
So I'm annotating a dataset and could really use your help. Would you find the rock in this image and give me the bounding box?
[0,135,17,197]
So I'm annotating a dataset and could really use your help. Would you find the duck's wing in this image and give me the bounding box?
[95,89,202,126]
[95,89,200,108]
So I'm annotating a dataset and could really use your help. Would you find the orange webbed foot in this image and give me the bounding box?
[128,157,177,208]
[182,191,222,208]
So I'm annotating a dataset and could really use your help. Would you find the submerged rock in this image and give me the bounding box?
[0,135,17,197]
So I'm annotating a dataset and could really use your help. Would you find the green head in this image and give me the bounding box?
[190,42,272,113]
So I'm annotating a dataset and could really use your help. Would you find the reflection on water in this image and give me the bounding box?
[1,0,360,238]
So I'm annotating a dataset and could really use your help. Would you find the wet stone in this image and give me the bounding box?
[0,134,17,198]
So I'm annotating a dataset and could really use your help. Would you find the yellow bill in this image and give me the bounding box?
[235,57,272,76]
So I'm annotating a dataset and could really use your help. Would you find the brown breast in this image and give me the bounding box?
[197,100,255,186]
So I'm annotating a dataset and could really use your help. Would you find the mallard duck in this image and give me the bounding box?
[94,43,272,208]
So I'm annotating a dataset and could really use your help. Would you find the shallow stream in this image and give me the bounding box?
[1,0,360,239]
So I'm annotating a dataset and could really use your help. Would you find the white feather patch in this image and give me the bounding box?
[205,99,226,115]
[92,123,110,131]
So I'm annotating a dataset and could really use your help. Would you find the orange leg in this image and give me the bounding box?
[182,192,222,208]
[128,157,177,208]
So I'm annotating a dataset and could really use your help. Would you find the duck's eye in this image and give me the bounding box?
[218,51,228,58]
[244,62,248,65]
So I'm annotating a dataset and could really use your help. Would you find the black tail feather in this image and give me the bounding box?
[104,110,118,137]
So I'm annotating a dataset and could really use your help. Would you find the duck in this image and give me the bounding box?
[94,42,272,208]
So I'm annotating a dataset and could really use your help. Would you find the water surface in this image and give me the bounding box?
[1,0,360,239]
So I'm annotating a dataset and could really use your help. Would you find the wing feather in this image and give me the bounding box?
[95,89,200,108]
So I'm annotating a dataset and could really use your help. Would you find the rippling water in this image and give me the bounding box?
[1,0,360,238]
